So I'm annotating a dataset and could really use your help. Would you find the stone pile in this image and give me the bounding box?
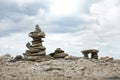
[49,48,68,58]
[81,49,99,59]
[23,25,51,61]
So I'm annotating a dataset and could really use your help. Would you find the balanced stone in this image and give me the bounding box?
[55,48,64,53]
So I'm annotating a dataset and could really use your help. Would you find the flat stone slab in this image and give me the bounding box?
[81,49,99,53]
[53,53,68,58]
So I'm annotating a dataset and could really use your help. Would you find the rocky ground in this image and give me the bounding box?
[0,54,120,80]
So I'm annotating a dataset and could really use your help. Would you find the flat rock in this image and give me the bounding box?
[53,53,68,58]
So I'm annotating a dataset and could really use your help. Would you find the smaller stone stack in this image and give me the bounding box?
[81,49,99,59]
[49,48,68,58]
[23,25,48,61]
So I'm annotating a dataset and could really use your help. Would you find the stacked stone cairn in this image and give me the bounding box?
[23,25,51,61]
[81,49,99,59]
[49,48,68,58]
[22,25,101,61]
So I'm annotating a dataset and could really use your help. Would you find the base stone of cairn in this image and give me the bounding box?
[81,49,99,59]
[23,25,51,61]
[49,48,68,58]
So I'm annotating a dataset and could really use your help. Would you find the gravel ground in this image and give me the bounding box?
[0,54,120,80]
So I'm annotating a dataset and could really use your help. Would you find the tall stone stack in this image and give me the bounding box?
[23,25,47,61]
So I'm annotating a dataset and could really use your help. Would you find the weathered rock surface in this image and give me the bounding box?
[0,54,120,80]
[64,56,80,60]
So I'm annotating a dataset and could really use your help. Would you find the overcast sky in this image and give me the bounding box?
[0,0,120,58]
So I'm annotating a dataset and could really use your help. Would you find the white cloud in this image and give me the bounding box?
[0,33,29,56]
[49,0,80,16]
[0,0,120,59]
[90,0,120,27]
